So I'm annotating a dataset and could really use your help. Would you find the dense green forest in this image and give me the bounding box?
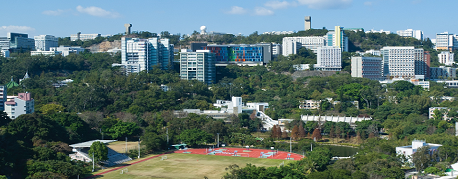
[1,29,458,178]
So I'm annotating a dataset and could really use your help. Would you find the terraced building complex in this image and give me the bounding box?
[202,43,272,66]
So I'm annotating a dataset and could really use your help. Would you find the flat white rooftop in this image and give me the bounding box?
[69,140,117,148]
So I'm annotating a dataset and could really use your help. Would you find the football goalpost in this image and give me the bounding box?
[120,168,128,174]
[161,155,168,160]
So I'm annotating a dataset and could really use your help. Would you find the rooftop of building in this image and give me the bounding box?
[69,140,117,148]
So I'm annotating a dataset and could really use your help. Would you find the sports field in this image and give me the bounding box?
[107,141,140,153]
[94,153,294,179]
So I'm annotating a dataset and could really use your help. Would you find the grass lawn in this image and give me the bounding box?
[95,153,293,179]
[107,141,141,153]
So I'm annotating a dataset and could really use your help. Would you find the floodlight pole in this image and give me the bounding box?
[217,133,220,148]
[138,138,140,159]
[289,135,292,153]
[125,137,128,154]
[92,151,95,172]
[167,128,169,148]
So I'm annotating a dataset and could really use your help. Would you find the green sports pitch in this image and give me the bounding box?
[94,153,293,179]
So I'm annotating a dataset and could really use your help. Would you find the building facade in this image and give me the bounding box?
[438,51,455,66]
[50,46,85,56]
[430,66,456,80]
[380,46,425,78]
[272,43,281,58]
[299,100,321,110]
[30,51,60,56]
[304,16,311,31]
[315,46,341,71]
[7,33,35,51]
[366,29,391,34]
[325,26,349,52]
[282,36,325,56]
[70,33,101,41]
[203,43,272,66]
[179,49,215,85]
[351,56,383,80]
[396,29,423,41]
[428,107,450,120]
[34,35,58,51]
[0,37,9,51]
[112,37,174,75]
[396,140,442,164]
[435,32,457,51]
[4,92,34,119]
[0,86,6,111]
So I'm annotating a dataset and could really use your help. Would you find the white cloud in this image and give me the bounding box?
[297,0,352,9]
[364,1,373,6]
[226,6,247,14]
[42,9,65,16]
[0,25,35,35]
[265,1,297,9]
[254,7,274,16]
[76,5,120,18]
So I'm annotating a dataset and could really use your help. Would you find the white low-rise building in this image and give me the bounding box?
[70,33,101,41]
[379,77,430,90]
[1,49,9,57]
[366,29,391,34]
[31,46,85,57]
[396,29,423,41]
[438,51,455,66]
[30,50,60,56]
[299,100,321,110]
[396,140,442,164]
[429,107,450,120]
[50,46,85,57]
[293,64,313,71]
[4,92,34,119]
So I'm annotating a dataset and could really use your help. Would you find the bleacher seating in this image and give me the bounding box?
[77,147,132,167]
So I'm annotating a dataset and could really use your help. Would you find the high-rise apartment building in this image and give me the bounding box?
[396,29,423,41]
[4,92,34,119]
[380,46,425,78]
[34,35,58,51]
[112,37,174,75]
[351,56,383,80]
[315,46,342,71]
[325,26,348,52]
[70,32,101,41]
[179,49,215,85]
[438,51,455,66]
[282,36,325,56]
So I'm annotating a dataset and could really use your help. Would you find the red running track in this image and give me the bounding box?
[175,148,303,160]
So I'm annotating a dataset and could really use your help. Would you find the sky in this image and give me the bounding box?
[1,0,456,39]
